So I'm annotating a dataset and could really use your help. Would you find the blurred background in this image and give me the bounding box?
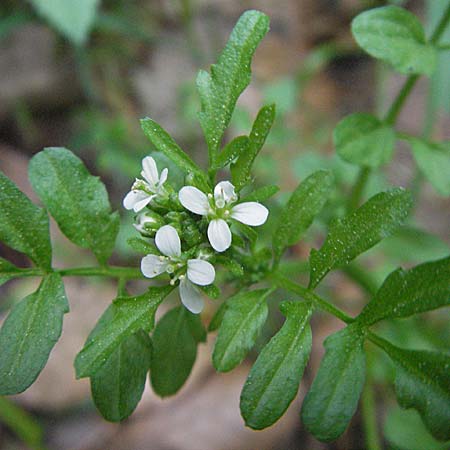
[0,0,449,449]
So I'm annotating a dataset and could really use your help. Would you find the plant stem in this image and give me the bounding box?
[361,374,382,450]
[9,265,144,280]
[271,272,353,324]
[347,3,450,213]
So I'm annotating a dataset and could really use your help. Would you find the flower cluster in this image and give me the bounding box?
[124,156,269,313]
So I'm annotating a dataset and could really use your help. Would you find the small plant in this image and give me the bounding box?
[0,5,449,446]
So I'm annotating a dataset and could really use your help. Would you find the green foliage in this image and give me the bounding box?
[380,340,450,441]
[212,289,269,372]
[301,325,366,441]
[91,330,152,422]
[0,170,52,270]
[30,0,100,46]
[29,148,119,265]
[239,185,279,203]
[213,135,249,169]
[240,301,312,429]
[334,113,396,168]
[151,306,204,397]
[273,170,333,261]
[408,138,450,196]
[384,407,450,450]
[75,286,172,378]
[231,104,276,190]
[141,118,209,189]
[0,257,20,287]
[358,256,450,326]
[0,273,68,394]
[352,6,437,76]
[197,10,270,163]
[309,188,412,288]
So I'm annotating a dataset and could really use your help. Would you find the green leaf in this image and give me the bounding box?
[301,325,366,441]
[239,184,279,203]
[358,256,450,326]
[273,170,334,261]
[90,330,152,422]
[150,307,199,397]
[0,170,52,269]
[0,257,20,286]
[212,289,269,372]
[309,188,412,288]
[334,113,396,168]
[231,104,276,190]
[213,136,249,169]
[126,237,158,255]
[409,138,450,196]
[351,6,437,76]
[384,407,450,450]
[197,10,270,162]
[74,286,172,378]
[0,273,68,394]
[30,0,100,46]
[240,301,312,430]
[380,339,450,441]
[140,118,209,190]
[29,148,119,265]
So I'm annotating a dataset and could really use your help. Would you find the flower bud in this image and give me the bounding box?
[134,211,165,236]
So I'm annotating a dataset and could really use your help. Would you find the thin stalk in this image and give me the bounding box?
[347,3,450,213]
[361,376,382,450]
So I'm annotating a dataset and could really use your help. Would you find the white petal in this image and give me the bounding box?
[141,255,168,278]
[214,181,236,205]
[231,202,268,226]
[179,186,209,215]
[207,219,232,252]
[155,225,181,257]
[179,278,204,314]
[141,156,159,185]
[123,190,151,212]
[159,167,168,185]
[187,259,215,286]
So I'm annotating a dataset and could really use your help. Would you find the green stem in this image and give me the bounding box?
[347,3,450,214]
[361,375,382,450]
[9,266,144,280]
[271,272,353,324]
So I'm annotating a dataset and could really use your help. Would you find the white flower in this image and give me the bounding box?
[123,156,168,212]
[178,181,268,252]
[141,225,215,313]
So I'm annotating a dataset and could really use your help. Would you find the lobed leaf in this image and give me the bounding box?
[150,307,200,397]
[140,118,209,190]
[231,104,275,190]
[30,0,100,45]
[380,340,450,441]
[0,170,52,269]
[74,286,172,378]
[29,148,119,265]
[301,325,366,441]
[197,10,270,162]
[240,301,312,429]
[352,6,437,76]
[334,113,396,168]
[90,330,152,422]
[309,188,412,288]
[408,138,450,196]
[358,256,450,326]
[0,273,68,394]
[273,170,333,261]
[212,289,269,372]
